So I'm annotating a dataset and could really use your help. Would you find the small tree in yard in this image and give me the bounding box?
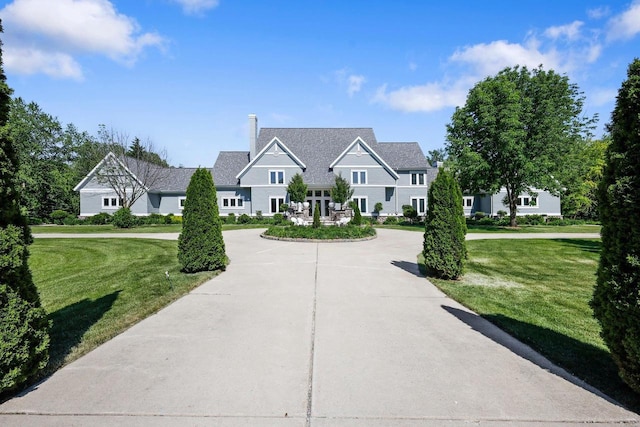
[0,22,50,394]
[178,168,226,273]
[330,173,354,205]
[313,202,321,228]
[423,169,467,279]
[402,204,418,224]
[287,173,307,204]
[592,58,640,393]
[350,201,362,226]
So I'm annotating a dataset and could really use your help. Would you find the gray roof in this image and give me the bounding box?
[150,168,204,192]
[212,127,429,187]
[374,142,428,170]
[213,151,250,186]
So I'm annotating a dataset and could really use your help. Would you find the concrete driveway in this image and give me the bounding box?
[1,228,636,426]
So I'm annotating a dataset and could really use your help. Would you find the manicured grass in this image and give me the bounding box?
[421,239,639,411]
[377,223,601,234]
[263,224,376,240]
[32,223,268,234]
[30,239,219,377]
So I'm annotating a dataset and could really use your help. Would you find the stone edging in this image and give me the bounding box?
[260,232,377,243]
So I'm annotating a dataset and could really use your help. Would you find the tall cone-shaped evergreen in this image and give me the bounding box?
[592,58,640,393]
[423,168,467,279]
[0,20,50,394]
[178,168,226,273]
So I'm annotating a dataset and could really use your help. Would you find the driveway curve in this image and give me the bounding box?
[2,228,635,426]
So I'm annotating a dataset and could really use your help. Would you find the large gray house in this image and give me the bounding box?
[74,115,561,218]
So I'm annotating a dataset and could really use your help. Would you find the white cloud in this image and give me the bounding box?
[372,80,469,113]
[0,0,166,79]
[170,0,219,16]
[544,21,584,41]
[587,6,610,19]
[347,75,365,97]
[589,88,618,106]
[607,1,640,40]
[408,61,417,72]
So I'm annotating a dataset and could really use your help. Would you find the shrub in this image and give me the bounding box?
[237,213,252,224]
[226,213,236,224]
[264,224,375,240]
[287,173,308,203]
[112,207,136,228]
[351,202,362,226]
[312,203,321,228]
[497,210,507,218]
[0,285,50,394]
[422,168,467,279]
[87,212,111,225]
[145,213,166,225]
[50,210,70,225]
[62,216,80,225]
[256,210,263,221]
[477,217,496,226]
[0,55,50,393]
[178,168,226,273]
[592,59,640,393]
[374,202,383,214]
[273,213,285,225]
[522,214,545,225]
[330,173,354,204]
[474,211,486,220]
[383,216,398,225]
[402,204,418,223]
[164,213,175,224]
[27,217,43,225]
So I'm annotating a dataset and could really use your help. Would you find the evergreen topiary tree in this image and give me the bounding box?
[350,201,362,226]
[0,22,50,394]
[591,58,640,393]
[423,168,467,279]
[313,202,321,228]
[287,173,307,204]
[330,173,354,205]
[178,168,226,273]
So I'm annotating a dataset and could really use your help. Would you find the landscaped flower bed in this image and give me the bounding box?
[263,225,376,241]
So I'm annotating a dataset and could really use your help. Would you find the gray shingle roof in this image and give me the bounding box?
[213,151,250,186]
[374,142,428,170]
[150,168,204,192]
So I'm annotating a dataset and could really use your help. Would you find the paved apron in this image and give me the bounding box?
[1,229,636,426]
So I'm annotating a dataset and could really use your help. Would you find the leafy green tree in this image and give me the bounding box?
[313,202,321,228]
[446,65,596,226]
[330,173,354,205]
[287,173,308,203]
[349,201,362,225]
[178,168,226,273]
[402,204,418,224]
[0,23,49,394]
[592,58,640,393]
[422,169,467,279]
[426,148,446,166]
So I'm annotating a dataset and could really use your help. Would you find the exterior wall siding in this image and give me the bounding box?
[217,188,252,216]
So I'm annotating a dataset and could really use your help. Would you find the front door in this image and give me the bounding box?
[306,189,331,217]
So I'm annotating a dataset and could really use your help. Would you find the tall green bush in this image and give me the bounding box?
[0,22,49,394]
[112,207,135,228]
[351,201,362,226]
[592,58,640,393]
[178,168,226,273]
[330,173,354,204]
[287,173,308,203]
[423,168,467,279]
[313,202,321,228]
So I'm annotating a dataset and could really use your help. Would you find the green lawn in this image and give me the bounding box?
[377,223,601,234]
[423,239,639,411]
[32,223,268,234]
[30,239,219,376]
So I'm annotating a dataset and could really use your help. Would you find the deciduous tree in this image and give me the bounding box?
[592,58,640,393]
[446,65,596,226]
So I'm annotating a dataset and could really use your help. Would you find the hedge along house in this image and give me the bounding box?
[75,114,560,218]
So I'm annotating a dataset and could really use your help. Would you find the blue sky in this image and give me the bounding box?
[1,0,639,167]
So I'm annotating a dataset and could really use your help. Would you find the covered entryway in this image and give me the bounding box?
[306,189,332,217]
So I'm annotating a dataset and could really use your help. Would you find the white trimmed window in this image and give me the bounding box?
[517,196,538,207]
[269,170,285,185]
[178,197,186,210]
[222,197,244,209]
[410,172,426,186]
[463,196,474,208]
[352,196,368,213]
[351,170,367,185]
[270,197,285,214]
[411,197,426,215]
[102,196,122,209]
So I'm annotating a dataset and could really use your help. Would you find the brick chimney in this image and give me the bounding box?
[249,114,258,160]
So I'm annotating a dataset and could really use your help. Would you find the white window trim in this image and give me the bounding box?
[411,197,427,215]
[352,196,368,213]
[269,170,285,185]
[410,172,426,186]
[351,169,367,185]
[463,196,474,208]
[517,196,538,208]
[178,196,186,210]
[221,197,245,209]
[269,196,285,214]
[102,196,122,209]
